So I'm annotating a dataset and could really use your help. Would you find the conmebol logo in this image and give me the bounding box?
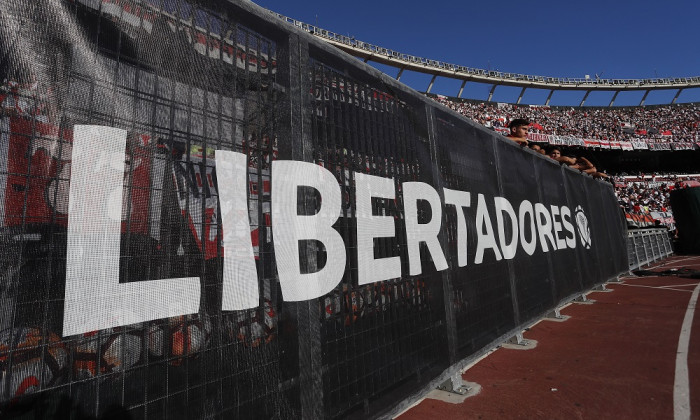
[574,205,591,249]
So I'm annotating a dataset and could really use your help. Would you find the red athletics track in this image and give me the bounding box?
[397,255,700,420]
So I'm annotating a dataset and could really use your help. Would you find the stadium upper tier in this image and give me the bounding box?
[431,95,699,149]
[269,10,700,106]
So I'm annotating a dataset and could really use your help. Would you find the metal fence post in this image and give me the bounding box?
[643,233,652,266]
[663,232,673,257]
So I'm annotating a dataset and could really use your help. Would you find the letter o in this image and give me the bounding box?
[518,200,537,256]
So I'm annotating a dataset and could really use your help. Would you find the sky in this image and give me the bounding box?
[253,0,700,107]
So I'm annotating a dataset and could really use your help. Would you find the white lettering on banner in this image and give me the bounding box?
[443,188,471,267]
[271,160,346,301]
[355,172,401,285]
[518,200,538,256]
[63,126,200,337]
[550,205,567,250]
[535,203,557,252]
[561,206,577,249]
[217,150,259,311]
[494,197,518,260]
[575,205,592,249]
[474,194,502,264]
[403,182,449,275]
[62,125,595,336]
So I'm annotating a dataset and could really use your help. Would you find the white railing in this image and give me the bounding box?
[627,228,674,270]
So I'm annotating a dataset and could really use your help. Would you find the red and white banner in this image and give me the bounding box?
[76,0,155,33]
[171,144,222,260]
[620,141,634,151]
[1,117,165,238]
[527,132,550,143]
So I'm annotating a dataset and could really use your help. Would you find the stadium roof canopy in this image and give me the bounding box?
[269,10,700,107]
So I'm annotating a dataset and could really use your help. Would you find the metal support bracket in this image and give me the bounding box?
[427,377,482,404]
[609,275,624,283]
[593,283,613,292]
[437,374,471,395]
[545,308,570,322]
[502,332,537,350]
[574,294,595,304]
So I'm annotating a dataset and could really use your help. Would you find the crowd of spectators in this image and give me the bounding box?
[452,95,700,223]
[614,174,700,213]
[615,181,672,213]
[431,95,700,144]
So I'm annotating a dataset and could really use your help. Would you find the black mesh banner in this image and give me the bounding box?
[0,0,628,418]
[534,160,582,305]
[433,111,515,358]
[670,187,700,254]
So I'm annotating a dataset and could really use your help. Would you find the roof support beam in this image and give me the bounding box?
[639,90,650,106]
[672,88,684,104]
[296,32,700,97]
[457,80,467,98]
[426,75,437,93]
[516,87,527,105]
[579,90,591,107]
[487,84,498,102]
[396,67,404,81]
[609,91,620,107]
[545,89,554,106]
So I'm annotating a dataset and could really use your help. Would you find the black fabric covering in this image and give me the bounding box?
[0,0,628,418]
[670,187,700,254]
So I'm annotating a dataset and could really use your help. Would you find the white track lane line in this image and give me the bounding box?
[651,257,692,268]
[674,281,700,420]
[653,256,700,269]
[617,284,693,293]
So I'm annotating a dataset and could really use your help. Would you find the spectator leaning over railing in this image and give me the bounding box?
[547,146,570,163]
[546,146,609,179]
[505,118,530,146]
[505,117,547,154]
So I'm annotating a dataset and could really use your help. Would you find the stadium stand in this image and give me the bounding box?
[614,175,700,230]
[430,95,700,146]
[2,75,695,234]
[0,1,689,418]
[269,9,700,105]
[426,95,700,231]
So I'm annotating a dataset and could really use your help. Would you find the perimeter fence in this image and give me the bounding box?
[627,229,674,271]
[0,0,628,418]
